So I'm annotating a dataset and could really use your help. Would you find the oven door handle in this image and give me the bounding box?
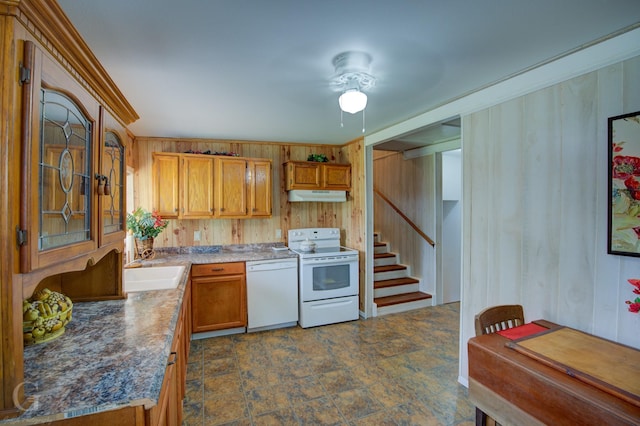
[301,256,358,266]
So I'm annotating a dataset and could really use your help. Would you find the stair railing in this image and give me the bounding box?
[373,186,435,247]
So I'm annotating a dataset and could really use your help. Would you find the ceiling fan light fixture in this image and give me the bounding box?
[339,89,368,114]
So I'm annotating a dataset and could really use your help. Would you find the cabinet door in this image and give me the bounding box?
[323,164,351,190]
[167,324,182,426]
[99,108,126,246]
[20,43,99,272]
[182,156,214,218]
[146,353,175,426]
[285,161,321,190]
[248,160,272,217]
[152,153,180,218]
[191,265,246,332]
[216,158,247,217]
[179,280,191,401]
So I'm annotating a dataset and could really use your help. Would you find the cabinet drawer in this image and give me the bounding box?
[191,262,245,277]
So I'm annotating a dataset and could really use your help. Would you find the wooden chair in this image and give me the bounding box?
[474,304,525,426]
[474,304,525,337]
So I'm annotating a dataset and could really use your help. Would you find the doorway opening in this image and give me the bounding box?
[369,117,461,316]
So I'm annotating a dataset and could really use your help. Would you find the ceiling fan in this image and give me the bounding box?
[330,51,376,132]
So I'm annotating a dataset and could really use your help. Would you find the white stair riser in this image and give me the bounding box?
[374,256,398,267]
[374,283,420,298]
[374,244,389,254]
[374,269,409,281]
[376,298,433,316]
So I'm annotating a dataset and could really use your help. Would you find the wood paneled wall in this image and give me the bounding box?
[132,137,367,307]
[459,55,640,380]
[373,151,436,295]
[133,137,363,246]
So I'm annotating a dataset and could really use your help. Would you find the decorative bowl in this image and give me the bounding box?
[23,289,73,346]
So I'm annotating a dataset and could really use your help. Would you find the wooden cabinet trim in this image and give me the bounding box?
[14,0,139,124]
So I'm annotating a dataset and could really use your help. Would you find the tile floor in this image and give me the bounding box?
[182,303,475,425]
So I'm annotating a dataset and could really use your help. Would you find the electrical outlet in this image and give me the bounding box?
[194,230,201,241]
[276,229,282,238]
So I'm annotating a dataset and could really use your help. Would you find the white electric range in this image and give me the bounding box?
[288,228,359,328]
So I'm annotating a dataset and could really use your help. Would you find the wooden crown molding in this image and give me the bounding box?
[2,0,139,125]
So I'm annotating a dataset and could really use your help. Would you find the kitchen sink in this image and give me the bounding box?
[124,265,186,292]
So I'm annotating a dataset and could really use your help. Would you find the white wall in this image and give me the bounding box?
[442,200,461,303]
[442,150,461,201]
[442,149,462,303]
[367,28,640,386]
[460,55,640,381]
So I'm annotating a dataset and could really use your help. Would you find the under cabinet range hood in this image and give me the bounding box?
[287,190,347,202]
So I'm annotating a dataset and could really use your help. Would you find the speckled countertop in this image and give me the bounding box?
[5,244,297,425]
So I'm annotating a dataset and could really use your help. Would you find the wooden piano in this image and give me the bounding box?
[468,320,640,425]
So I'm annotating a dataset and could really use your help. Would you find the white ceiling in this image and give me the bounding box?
[57,0,640,146]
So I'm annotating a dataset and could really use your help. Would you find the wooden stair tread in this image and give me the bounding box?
[374,242,386,247]
[374,277,419,288]
[375,292,432,307]
[374,252,395,259]
[374,264,407,273]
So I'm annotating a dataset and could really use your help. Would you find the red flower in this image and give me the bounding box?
[625,176,640,201]
[612,156,640,179]
[625,279,640,313]
[151,210,167,228]
[634,227,640,239]
[625,176,640,190]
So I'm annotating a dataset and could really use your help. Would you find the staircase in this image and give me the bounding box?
[374,232,432,316]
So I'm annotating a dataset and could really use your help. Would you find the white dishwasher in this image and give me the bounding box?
[246,258,298,332]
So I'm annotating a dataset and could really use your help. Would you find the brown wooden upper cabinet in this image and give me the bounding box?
[152,153,272,219]
[216,157,248,217]
[182,155,215,218]
[248,160,272,217]
[99,108,127,247]
[153,153,181,218]
[284,161,351,191]
[19,41,128,274]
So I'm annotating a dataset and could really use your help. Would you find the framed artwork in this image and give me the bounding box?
[608,110,640,257]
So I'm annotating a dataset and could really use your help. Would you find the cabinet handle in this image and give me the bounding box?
[167,351,178,366]
[220,208,225,212]
[174,208,178,212]
[210,267,224,272]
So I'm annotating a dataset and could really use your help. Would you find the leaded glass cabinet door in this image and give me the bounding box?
[99,108,126,246]
[20,41,99,272]
[39,89,92,251]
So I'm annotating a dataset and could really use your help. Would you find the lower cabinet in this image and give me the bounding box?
[44,406,146,425]
[146,278,190,426]
[44,279,192,426]
[191,262,247,333]
[146,350,176,426]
